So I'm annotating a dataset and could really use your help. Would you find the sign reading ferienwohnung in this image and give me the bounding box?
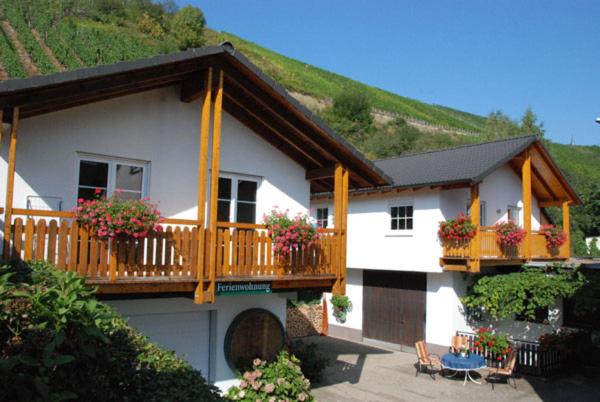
[215,282,272,296]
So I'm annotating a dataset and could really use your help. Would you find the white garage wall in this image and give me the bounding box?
[323,268,363,334]
[107,293,293,392]
[0,86,310,222]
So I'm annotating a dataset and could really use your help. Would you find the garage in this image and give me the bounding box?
[107,299,212,379]
[362,270,426,347]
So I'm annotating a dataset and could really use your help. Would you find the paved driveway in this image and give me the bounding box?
[308,336,599,402]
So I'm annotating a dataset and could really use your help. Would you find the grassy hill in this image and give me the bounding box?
[0,2,597,212]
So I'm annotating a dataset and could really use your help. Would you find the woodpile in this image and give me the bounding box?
[286,304,323,338]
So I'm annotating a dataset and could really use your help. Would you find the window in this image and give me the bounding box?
[508,205,520,225]
[466,201,487,226]
[316,207,328,228]
[216,176,259,223]
[77,156,148,200]
[516,307,549,324]
[390,205,413,231]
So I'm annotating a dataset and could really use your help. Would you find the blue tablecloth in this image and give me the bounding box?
[441,353,485,370]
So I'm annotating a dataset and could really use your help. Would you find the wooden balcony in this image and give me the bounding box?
[2,210,340,299]
[441,226,569,272]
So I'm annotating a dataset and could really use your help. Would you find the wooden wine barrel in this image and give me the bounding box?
[224,308,285,371]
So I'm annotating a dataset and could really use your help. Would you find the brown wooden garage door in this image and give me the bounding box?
[363,270,426,346]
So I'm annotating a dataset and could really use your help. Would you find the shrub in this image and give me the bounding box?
[171,5,206,50]
[330,294,351,323]
[263,208,319,258]
[438,213,477,242]
[289,340,330,383]
[539,224,567,250]
[494,221,527,247]
[0,261,222,401]
[226,352,313,402]
[74,191,162,239]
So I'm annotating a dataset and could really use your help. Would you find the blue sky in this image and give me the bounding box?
[181,1,599,145]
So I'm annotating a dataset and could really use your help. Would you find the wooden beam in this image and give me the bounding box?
[531,163,559,200]
[562,201,570,258]
[533,143,580,204]
[339,167,349,294]
[207,69,224,303]
[194,68,212,304]
[3,107,18,262]
[538,200,567,208]
[522,149,532,259]
[306,166,336,181]
[222,93,323,167]
[180,75,206,103]
[332,163,343,295]
[470,183,480,272]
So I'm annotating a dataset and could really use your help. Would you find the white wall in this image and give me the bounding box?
[108,293,292,392]
[0,86,310,222]
[323,268,363,331]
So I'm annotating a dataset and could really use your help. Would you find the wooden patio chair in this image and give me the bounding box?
[486,350,518,390]
[450,335,469,353]
[415,340,441,380]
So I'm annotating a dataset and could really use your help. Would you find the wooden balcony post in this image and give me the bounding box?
[206,69,224,303]
[522,149,532,259]
[3,107,19,262]
[562,201,570,258]
[469,183,480,273]
[339,167,349,294]
[332,163,343,294]
[194,67,213,304]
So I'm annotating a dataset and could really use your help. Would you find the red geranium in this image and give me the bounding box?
[494,221,527,247]
[438,213,477,242]
[539,224,567,249]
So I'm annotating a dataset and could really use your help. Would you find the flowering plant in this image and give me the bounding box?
[494,221,527,247]
[330,294,352,323]
[226,352,314,401]
[263,208,319,258]
[539,224,567,250]
[438,213,477,242]
[473,327,512,362]
[74,189,162,239]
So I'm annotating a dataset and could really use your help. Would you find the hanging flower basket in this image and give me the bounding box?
[263,207,320,259]
[494,221,526,253]
[438,213,477,244]
[539,224,567,253]
[73,189,163,239]
[330,294,352,323]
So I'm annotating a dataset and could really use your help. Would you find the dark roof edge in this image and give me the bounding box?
[535,139,583,205]
[472,135,537,182]
[224,49,393,185]
[0,46,226,94]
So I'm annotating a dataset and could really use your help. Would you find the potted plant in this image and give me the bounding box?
[74,189,162,239]
[494,221,526,255]
[539,224,567,254]
[438,213,477,244]
[263,208,320,259]
[474,327,512,365]
[330,295,352,323]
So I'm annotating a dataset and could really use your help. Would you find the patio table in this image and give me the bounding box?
[441,353,486,385]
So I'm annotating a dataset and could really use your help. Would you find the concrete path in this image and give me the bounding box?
[307,336,599,402]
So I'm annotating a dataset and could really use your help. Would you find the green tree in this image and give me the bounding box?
[365,117,420,158]
[321,90,374,147]
[590,238,600,257]
[483,110,520,140]
[171,5,206,50]
[520,106,545,138]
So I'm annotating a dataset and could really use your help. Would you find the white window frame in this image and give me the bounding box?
[386,199,414,236]
[316,207,329,229]
[76,153,150,203]
[216,172,261,223]
[466,200,487,226]
[508,205,521,225]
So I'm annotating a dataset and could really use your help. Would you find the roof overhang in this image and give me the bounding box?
[0,45,391,192]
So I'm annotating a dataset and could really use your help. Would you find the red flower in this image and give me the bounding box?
[94,188,102,195]
[496,356,502,361]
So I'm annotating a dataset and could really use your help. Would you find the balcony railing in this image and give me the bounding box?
[442,226,568,263]
[1,209,339,294]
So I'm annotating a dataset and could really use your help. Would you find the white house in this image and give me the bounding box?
[311,136,581,351]
[0,45,389,390]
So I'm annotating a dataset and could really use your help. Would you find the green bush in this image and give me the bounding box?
[289,340,330,383]
[226,351,313,402]
[0,261,222,402]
